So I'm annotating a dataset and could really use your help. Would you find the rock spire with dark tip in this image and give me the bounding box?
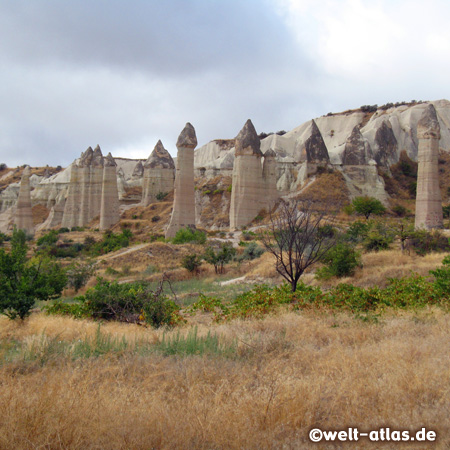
[100,152,119,230]
[104,152,117,167]
[417,104,441,140]
[300,120,329,163]
[235,119,263,157]
[342,125,374,165]
[92,145,104,167]
[144,140,175,169]
[176,123,197,149]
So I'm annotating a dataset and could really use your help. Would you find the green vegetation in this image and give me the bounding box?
[46,279,184,327]
[0,229,67,319]
[156,191,168,201]
[316,243,361,279]
[352,196,386,219]
[182,254,202,273]
[204,242,236,274]
[172,227,206,245]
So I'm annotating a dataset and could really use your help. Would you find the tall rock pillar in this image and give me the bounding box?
[415,104,443,229]
[142,140,175,206]
[262,148,278,208]
[100,153,120,230]
[78,147,94,227]
[165,123,197,238]
[230,119,265,230]
[90,145,104,221]
[14,166,34,235]
[61,162,80,229]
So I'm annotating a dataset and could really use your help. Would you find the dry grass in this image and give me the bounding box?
[1,311,450,449]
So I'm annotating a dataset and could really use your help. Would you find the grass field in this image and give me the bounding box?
[1,309,449,449]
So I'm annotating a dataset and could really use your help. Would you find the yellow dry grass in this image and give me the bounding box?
[1,311,450,449]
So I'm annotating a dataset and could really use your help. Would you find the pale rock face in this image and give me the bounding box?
[165,123,197,238]
[373,121,398,168]
[100,153,120,230]
[415,104,443,229]
[298,120,330,164]
[229,120,266,230]
[262,149,278,207]
[38,198,65,231]
[61,163,81,229]
[14,166,34,235]
[90,145,104,222]
[142,140,175,206]
[78,147,94,227]
[132,161,144,179]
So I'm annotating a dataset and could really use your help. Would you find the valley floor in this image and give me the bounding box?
[1,310,449,449]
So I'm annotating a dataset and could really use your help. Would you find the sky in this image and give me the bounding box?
[0,0,449,167]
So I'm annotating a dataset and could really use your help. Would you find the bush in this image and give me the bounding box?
[345,220,370,243]
[88,229,132,256]
[362,222,394,252]
[409,230,450,256]
[172,227,206,245]
[0,229,67,319]
[352,196,386,219]
[74,279,184,327]
[316,243,361,279]
[392,204,408,217]
[203,243,236,274]
[151,215,160,222]
[66,259,96,292]
[239,242,265,261]
[182,254,202,273]
[156,192,168,201]
[0,163,7,171]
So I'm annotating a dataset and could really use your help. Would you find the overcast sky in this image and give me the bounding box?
[0,0,449,167]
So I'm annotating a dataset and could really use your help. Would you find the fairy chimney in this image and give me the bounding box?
[100,153,120,230]
[262,148,278,207]
[142,140,175,207]
[165,123,197,238]
[229,119,265,230]
[14,166,34,235]
[78,147,94,227]
[415,104,443,229]
[90,145,104,221]
[61,162,81,229]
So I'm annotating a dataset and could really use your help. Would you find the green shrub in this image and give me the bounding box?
[36,230,59,248]
[345,220,370,243]
[203,243,236,274]
[151,215,160,222]
[66,259,96,292]
[392,204,409,217]
[226,185,232,193]
[156,192,168,201]
[88,229,132,256]
[352,196,386,219]
[362,222,394,252]
[409,230,450,256]
[172,227,206,245]
[58,227,70,233]
[182,254,202,273]
[239,242,264,261]
[316,243,361,279]
[73,279,184,327]
[431,255,450,296]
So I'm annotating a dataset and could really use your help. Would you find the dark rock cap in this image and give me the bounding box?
[264,148,277,159]
[300,120,329,163]
[235,119,262,157]
[92,145,104,167]
[79,147,94,167]
[104,152,117,167]
[342,125,373,165]
[417,104,441,140]
[144,140,175,169]
[176,123,197,149]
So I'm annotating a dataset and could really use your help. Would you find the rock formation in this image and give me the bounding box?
[78,147,94,227]
[142,140,175,207]
[61,162,80,229]
[299,120,330,165]
[229,120,265,230]
[14,166,34,235]
[100,153,120,230]
[165,123,197,238]
[39,198,65,231]
[374,121,398,167]
[342,126,374,165]
[90,145,104,221]
[262,149,278,207]
[415,104,443,229]
[132,160,144,179]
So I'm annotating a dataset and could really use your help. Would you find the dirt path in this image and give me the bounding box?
[100,243,152,261]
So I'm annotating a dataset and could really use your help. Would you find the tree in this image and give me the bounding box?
[0,228,67,320]
[261,198,338,292]
[204,242,236,274]
[182,254,202,274]
[352,196,386,219]
[66,259,96,292]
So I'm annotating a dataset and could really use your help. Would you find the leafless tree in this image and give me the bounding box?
[261,197,338,292]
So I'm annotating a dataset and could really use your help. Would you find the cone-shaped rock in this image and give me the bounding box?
[166,124,197,238]
[132,161,144,179]
[100,153,120,230]
[415,104,443,229]
[142,140,175,206]
[14,166,34,235]
[342,125,374,165]
[40,198,65,230]
[374,121,398,167]
[230,119,265,230]
[299,120,330,164]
